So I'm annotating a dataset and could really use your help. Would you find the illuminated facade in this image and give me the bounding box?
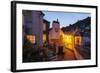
[48,20,82,50]
[63,34,74,49]
[62,28,82,50]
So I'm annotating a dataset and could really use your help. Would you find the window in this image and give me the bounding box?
[26,35,36,44]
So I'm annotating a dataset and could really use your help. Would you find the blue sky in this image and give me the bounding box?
[43,11,90,28]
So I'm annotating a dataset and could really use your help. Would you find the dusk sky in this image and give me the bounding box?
[43,11,91,28]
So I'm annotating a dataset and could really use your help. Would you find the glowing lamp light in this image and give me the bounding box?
[63,34,74,49]
[63,35,73,43]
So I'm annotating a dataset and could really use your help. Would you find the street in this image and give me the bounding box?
[63,48,76,60]
[50,48,76,61]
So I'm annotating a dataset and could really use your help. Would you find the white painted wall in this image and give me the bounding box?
[0,0,99,73]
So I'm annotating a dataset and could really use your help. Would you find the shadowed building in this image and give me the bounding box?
[43,19,50,44]
[23,10,44,46]
[22,10,50,62]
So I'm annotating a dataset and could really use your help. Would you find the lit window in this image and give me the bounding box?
[43,34,46,43]
[75,36,81,45]
[26,35,36,44]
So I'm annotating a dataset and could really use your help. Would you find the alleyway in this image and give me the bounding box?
[51,48,76,61]
[63,48,76,60]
